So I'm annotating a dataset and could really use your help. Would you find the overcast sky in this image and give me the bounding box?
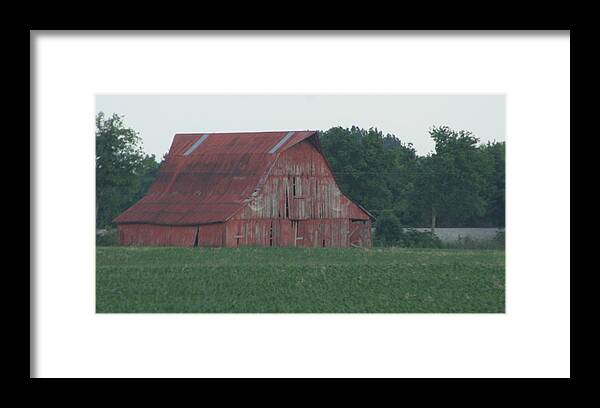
[96,94,505,158]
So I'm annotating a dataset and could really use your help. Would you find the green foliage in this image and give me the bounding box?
[400,228,443,248]
[412,126,492,228]
[374,224,443,248]
[96,112,160,228]
[442,236,503,250]
[479,142,506,227]
[320,125,505,228]
[319,126,417,224]
[96,229,119,246]
[96,246,505,313]
[374,213,402,245]
[493,229,505,249]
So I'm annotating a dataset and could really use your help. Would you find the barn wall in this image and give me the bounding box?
[118,224,198,247]
[349,220,372,248]
[221,218,371,248]
[198,223,225,247]
[225,219,293,247]
[295,219,351,248]
[233,141,369,221]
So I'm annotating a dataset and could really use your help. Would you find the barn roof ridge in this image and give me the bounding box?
[166,130,317,156]
[174,130,316,136]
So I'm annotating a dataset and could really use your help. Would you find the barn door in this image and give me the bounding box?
[349,220,368,247]
[279,220,293,246]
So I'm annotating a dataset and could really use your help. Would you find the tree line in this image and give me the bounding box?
[319,126,505,231]
[96,113,505,233]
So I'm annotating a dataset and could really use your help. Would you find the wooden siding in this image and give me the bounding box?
[220,218,365,248]
[349,220,372,248]
[225,219,294,247]
[118,224,198,247]
[296,219,351,248]
[232,141,369,221]
[198,223,225,247]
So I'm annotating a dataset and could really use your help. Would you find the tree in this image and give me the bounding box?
[96,112,160,228]
[410,126,493,231]
[320,125,504,229]
[319,126,417,222]
[479,141,505,227]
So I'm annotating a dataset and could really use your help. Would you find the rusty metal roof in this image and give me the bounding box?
[114,131,317,225]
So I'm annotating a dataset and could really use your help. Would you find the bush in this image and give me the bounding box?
[374,213,403,246]
[443,236,489,249]
[374,218,443,248]
[374,222,505,250]
[96,228,119,246]
[400,228,443,248]
[494,229,505,249]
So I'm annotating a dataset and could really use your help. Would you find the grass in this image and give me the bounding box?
[96,246,505,313]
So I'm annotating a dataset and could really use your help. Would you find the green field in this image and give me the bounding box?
[96,247,505,313]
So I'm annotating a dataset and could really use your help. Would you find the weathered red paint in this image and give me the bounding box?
[349,220,372,248]
[294,219,349,248]
[231,141,369,221]
[113,131,373,248]
[118,224,198,247]
[198,223,224,247]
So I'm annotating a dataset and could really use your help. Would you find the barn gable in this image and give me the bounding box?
[231,138,370,221]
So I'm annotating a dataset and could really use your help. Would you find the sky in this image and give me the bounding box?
[96,94,505,159]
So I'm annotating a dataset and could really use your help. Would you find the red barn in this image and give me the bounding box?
[113,131,373,248]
